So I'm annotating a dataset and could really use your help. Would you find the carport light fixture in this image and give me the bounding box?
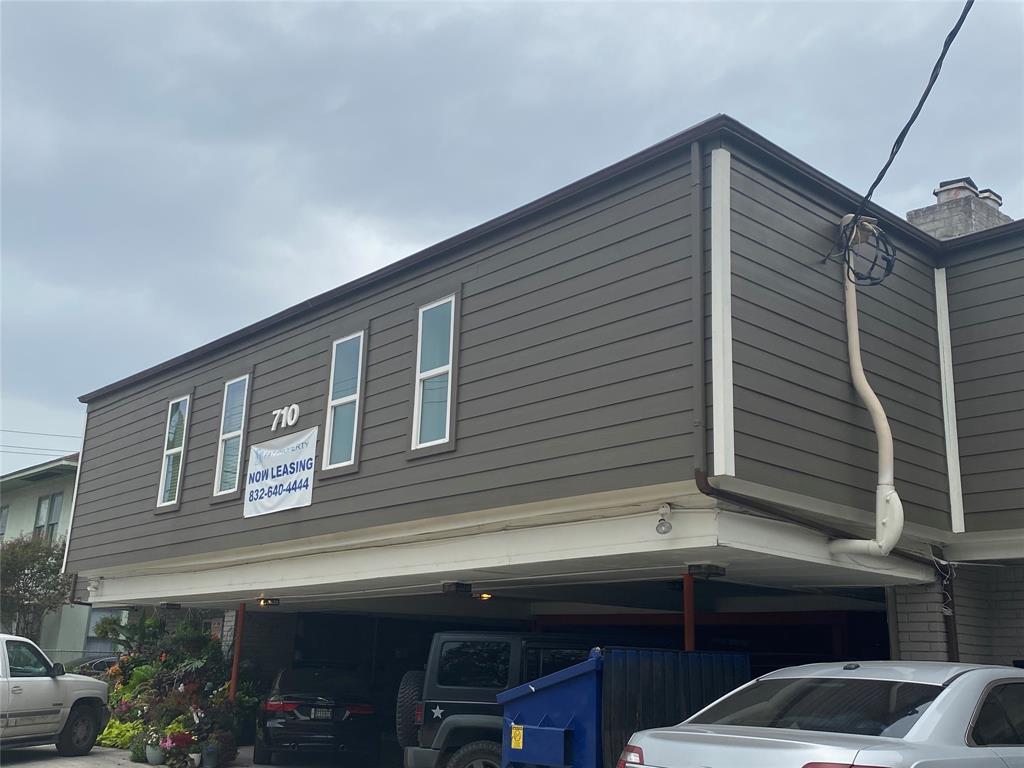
[655,504,673,535]
[258,597,280,607]
[475,592,493,601]
[158,602,181,610]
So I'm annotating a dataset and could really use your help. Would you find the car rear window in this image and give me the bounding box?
[437,641,510,688]
[690,677,943,738]
[276,668,368,696]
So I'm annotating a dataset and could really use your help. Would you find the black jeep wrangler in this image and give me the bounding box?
[396,632,593,768]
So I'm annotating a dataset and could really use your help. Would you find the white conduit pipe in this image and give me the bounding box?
[829,269,905,557]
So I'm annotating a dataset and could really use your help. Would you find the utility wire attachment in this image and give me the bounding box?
[826,0,975,281]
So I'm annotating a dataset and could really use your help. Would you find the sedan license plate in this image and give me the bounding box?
[311,707,332,720]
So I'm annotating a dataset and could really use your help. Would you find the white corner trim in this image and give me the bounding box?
[710,148,735,476]
[61,409,88,574]
[934,268,965,533]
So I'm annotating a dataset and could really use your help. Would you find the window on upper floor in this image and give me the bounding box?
[157,395,191,507]
[33,492,63,542]
[0,505,8,537]
[214,375,250,495]
[412,295,455,450]
[323,332,365,469]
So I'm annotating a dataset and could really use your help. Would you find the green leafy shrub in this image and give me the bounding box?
[129,731,148,763]
[97,718,144,749]
[125,664,156,693]
[149,692,190,729]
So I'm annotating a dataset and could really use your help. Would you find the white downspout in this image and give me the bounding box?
[829,261,905,557]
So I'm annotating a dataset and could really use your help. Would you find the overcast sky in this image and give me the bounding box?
[2,0,1022,473]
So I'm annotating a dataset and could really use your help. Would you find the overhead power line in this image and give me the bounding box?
[833,0,975,271]
[0,428,82,439]
[0,444,79,452]
[0,449,77,458]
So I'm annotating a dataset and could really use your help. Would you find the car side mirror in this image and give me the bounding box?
[51,663,65,677]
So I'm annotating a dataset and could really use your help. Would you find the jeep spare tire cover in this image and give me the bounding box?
[396,669,426,748]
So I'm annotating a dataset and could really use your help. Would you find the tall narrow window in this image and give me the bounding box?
[157,395,190,507]
[214,375,249,495]
[323,332,364,469]
[34,493,63,542]
[412,295,455,449]
[0,505,8,537]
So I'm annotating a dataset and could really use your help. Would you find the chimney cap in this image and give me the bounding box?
[938,176,978,190]
[934,177,979,203]
[978,188,1003,208]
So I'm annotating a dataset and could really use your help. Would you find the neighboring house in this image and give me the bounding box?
[63,115,1023,678]
[0,454,117,662]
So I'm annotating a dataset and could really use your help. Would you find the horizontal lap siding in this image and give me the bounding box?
[725,143,949,530]
[66,152,696,572]
[947,232,1024,532]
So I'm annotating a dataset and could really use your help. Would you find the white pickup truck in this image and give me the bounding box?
[0,633,110,755]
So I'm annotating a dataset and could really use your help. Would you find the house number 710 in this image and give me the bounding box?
[271,404,300,432]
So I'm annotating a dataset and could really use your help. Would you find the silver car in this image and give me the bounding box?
[622,661,1024,767]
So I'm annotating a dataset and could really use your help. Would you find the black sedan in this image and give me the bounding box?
[254,667,380,765]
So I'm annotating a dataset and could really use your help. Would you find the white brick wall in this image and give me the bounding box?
[892,565,1024,666]
[892,580,949,661]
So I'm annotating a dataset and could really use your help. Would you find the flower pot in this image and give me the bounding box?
[188,754,201,768]
[145,745,166,765]
[201,744,218,767]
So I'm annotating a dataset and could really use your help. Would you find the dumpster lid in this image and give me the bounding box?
[496,649,602,705]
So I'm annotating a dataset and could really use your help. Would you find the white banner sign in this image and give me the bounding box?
[243,427,318,518]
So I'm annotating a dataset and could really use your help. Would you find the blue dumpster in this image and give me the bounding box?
[498,649,604,768]
[498,648,750,768]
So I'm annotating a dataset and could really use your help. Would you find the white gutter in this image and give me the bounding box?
[829,222,905,557]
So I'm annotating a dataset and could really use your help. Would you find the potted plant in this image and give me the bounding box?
[200,739,218,767]
[145,728,165,765]
[160,730,195,768]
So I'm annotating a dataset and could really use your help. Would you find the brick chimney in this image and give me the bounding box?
[907,177,1013,239]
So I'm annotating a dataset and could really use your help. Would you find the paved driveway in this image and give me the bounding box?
[0,746,335,767]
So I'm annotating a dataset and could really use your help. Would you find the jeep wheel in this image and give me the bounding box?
[446,740,502,768]
[55,704,99,756]
[395,669,425,748]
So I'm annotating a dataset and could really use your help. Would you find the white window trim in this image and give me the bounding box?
[322,331,365,470]
[412,295,455,450]
[213,375,250,496]
[157,395,191,508]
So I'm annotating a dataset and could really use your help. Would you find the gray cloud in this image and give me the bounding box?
[2,0,1022,471]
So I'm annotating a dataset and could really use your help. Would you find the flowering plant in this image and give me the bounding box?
[145,727,163,747]
[159,731,194,751]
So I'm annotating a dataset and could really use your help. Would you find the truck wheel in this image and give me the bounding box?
[252,736,273,765]
[55,704,100,756]
[395,670,426,748]
[446,740,502,768]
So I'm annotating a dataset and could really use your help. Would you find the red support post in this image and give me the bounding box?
[683,574,696,652]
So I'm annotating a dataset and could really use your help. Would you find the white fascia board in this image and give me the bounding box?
[710,148,735,476]
[934,268,965,533]
[86,506,934,607]
[86,510,723,606]
[943,530,1024,562]
[717,510,934,584]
